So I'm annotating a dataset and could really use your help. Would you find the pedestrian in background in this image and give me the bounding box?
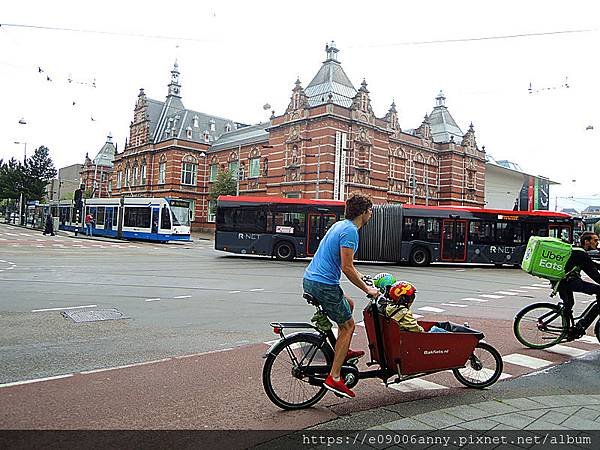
[85,213,94,237]
[43,213,55,236]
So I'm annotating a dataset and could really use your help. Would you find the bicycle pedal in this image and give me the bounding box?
[346,357,359,365]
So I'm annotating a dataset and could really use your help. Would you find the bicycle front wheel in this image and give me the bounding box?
[452,342,503,389]
[514,302,567,349]
[262,333,333,410]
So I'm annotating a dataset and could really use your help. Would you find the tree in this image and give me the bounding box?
[209,168,236,202]
[0,158,25,199]
[22,146,57,201]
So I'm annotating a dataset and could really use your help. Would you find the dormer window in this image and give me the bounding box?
[193,115,199,128]
[225,123,231,132]
[209,119,216,132]
[203,131,210,142]
[186,126,193,139]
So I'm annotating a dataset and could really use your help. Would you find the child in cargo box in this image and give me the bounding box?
[383,280,447,333]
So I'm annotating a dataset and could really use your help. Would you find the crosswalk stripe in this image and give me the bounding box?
[480,294,504,299]
[460,297,488,302]
[519,286,543,290]
[388,379,448,392]
[440,303,468,308]
[413,313,424,319]
[531,283,550,288]
[509,289,529,293]
[545,345,589,357]
[576,335,598,344]
[417,306,445,313]
[495,291,519,295]
[503,353,552,369]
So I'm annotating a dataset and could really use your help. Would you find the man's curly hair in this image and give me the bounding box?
[345,192,373,220]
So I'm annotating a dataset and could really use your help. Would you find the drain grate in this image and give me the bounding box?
[62,308,130,323]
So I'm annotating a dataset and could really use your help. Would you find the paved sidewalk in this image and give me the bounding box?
[373,394,600,431]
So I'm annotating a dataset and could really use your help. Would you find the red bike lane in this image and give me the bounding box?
[1,316,596,434]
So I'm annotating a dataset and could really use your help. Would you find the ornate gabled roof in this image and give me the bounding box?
[93,134,116,167]
[428,90,464,143]
[149,62,243,145]
[210,123,270,152]
[305,42,357,108]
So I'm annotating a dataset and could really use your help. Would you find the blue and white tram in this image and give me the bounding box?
[56,197,191,242]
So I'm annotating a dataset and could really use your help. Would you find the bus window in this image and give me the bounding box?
[496,222,523,245]
[469,220,494,244]
[219,208,268,234]
[274,211,305,236]
[425,218,440,241]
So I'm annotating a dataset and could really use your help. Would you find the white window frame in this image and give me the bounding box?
[140,164,147,185]
[158,162,166,184]
[209,164,218,182]
[249,158,260,178]
[181,162,197,186]
[208,200,216,222]
[117,171,122,189]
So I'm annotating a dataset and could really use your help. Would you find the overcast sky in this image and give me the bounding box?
[1,0,598,210]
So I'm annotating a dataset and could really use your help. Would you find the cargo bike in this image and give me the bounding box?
[262,286,503,410]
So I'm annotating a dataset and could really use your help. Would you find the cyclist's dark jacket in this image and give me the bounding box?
[563,248,600,284]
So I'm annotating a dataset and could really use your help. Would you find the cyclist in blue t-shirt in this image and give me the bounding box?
[303,192,379,399]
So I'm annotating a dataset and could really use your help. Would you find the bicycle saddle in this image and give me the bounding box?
[303,292,319,306]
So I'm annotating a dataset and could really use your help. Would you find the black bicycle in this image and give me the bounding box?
[514,299,600,349]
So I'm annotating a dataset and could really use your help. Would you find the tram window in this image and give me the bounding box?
[124,207,151,228]
[96,207,105,226]
[112,208,118,227]
[160,205,171,229]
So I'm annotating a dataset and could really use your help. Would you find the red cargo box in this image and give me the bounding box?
[363,307,480,376]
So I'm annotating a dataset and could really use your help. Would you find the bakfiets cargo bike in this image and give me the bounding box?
[262,277,503,410]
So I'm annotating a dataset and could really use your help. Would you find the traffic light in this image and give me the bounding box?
[74,188,83,210]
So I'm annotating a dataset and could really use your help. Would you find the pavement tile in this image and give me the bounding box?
[528,394,599,407]
[538,410,570,425]
[582,404,600,412]
[382,417,434,430]
[490,412,537,428]
[524,420,570,430]
[572,407,600,422]
[459,418,501,430]
[560,416,600,430]
[499,398,548,410]
[468,400,520,415]
[442,405,492,421]
[411,411,464,429]
[519,410,547,419]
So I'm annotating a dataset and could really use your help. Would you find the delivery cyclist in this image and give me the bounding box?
[557,231,600,340]
[303,192,380,399]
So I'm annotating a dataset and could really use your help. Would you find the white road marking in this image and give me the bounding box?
[413,313,424,319]
[32,304,97,313]
[418,306,445,313]
[461,297,488,302]
[228,291,241,294]
[441,303,468,308]
[249,288,264,292]
[174,348,234,358]
[480,294,504,299]
[388,379,448,392]
[4,232,18,236]
[0,238,6,241]
[531,283,550,288]
[145,298,160,302]
[519,286,543,290]
[503,353,552,369]
[455,269,466,272]
[0,374,73,389]
[448,368,513,380]
[576,335,598,344]
[545,345,589,357]
[80,358,171,374]
[495,291,519,296]
[508,289,529,293]
[173,295,192,299]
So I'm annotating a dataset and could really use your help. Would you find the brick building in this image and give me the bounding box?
[80,134,117,198]
[112,42,486,229]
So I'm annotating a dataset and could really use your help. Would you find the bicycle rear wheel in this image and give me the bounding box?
[452,342,503,389]
[514,302,567,349]
[262,333,333,410]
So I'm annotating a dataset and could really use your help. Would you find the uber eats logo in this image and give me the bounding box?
[539,249,565,271]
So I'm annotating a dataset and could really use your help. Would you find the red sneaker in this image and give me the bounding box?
[323,375,355,398]
[346,349,365,361]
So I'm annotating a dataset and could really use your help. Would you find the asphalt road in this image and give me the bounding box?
[1,222,599,432]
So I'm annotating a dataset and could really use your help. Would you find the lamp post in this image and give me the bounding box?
[199,151,207,223]
[14,141,28,225]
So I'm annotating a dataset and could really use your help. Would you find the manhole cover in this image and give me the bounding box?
[62,308,130,323]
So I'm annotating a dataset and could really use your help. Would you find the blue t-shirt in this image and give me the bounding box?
[304,219,359,285]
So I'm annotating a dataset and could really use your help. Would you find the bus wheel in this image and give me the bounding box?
[274,241,295,261]
[409,247,430,266]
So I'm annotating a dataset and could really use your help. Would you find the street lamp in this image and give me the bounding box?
[14,141,27,163]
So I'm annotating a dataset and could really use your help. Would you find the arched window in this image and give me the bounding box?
[228,151,239,176]
[209,156,219,182]
[181,155,198,186]
[249,147,261,178]
[158,154,167,185]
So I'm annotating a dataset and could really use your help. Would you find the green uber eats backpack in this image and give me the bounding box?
[521,236,573,282]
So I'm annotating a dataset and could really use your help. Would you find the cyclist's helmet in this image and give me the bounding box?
[373,273,397,292]
[388,281,417,306]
